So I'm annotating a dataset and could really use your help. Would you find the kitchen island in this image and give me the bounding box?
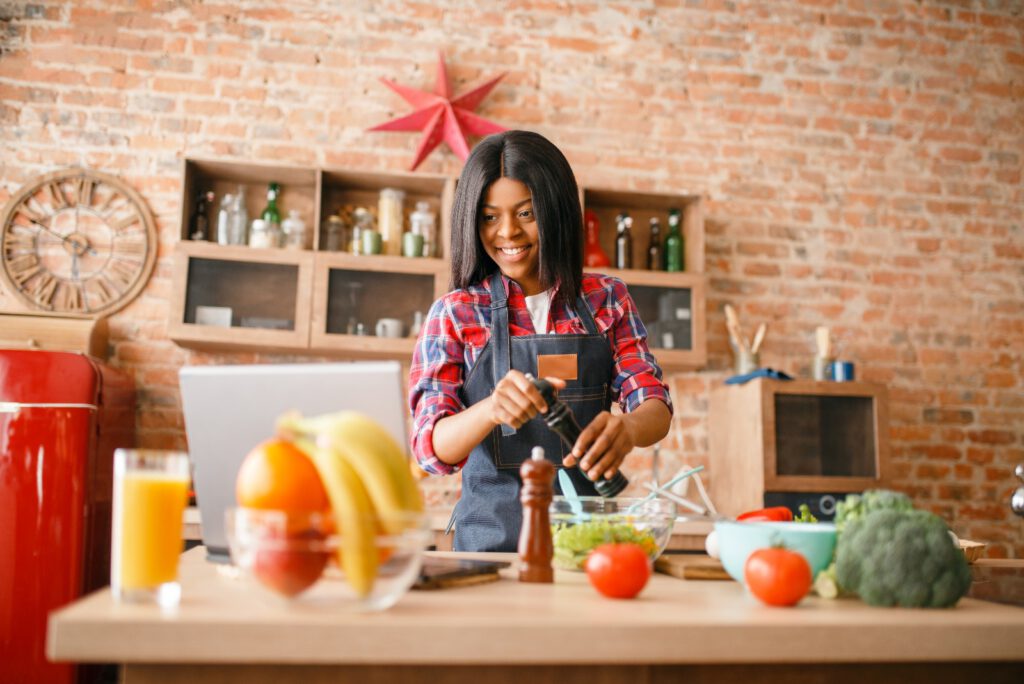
[48,548,1024,684]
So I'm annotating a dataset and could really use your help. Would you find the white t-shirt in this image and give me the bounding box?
[524,289,553,335]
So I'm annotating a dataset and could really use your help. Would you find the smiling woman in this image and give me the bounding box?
[408,130,673,553]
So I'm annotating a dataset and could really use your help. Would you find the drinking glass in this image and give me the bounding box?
[111,449,190,608]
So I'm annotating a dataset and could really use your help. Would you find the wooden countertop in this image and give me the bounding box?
[48,547,1024,667]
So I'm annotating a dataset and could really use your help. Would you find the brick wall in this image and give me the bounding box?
[1,0,1021,556]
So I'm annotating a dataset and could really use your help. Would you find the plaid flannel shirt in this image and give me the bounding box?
[408,273,672,475]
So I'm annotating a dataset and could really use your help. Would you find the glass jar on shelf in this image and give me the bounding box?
[377,188,405,256]
[281,209,307,250]
[409,200,436,258]
[248,218,280,249]
[323,215,346,251]
[349,207,375,255]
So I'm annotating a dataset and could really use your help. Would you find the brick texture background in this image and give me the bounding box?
[1,0,1021,557]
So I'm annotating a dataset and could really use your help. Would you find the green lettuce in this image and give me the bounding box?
[551,519,658,570]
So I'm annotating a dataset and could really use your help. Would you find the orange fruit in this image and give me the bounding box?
[236,438,329,514]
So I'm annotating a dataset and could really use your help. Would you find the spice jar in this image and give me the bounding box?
[409,200,436,257]
[350,207,374,255]
[323,215,345,252]
[281,210,307,250]
[248,218,279,249]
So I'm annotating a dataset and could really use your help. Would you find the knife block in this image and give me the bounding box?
[708,378,890,520]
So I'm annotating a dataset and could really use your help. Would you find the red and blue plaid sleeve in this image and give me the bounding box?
[407,295,472,475]
[582,274,673,415]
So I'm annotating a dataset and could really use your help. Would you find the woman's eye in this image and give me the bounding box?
[518,209,534,219]
[481,213,497,223]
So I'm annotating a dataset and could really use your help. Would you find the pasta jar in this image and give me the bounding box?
[377,188,405,256]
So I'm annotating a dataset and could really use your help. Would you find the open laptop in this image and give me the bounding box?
[179,361,408,562]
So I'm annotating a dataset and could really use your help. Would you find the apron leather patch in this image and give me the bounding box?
[537,353,578,381]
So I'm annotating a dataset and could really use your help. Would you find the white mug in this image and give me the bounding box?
[375,318,403,338]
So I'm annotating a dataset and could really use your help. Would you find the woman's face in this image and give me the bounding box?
[479,177,542,295]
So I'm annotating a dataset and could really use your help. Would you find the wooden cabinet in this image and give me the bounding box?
[169,242,314,353]
[708,378,890,519]
[310,252,447,359]
[169,158,706,370]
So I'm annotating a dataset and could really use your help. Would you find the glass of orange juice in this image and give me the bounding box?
[111,449,191,608]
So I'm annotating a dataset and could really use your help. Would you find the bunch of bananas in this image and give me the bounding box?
[278,411,424,597]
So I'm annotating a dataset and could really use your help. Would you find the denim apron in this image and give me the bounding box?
[452,276,614,552]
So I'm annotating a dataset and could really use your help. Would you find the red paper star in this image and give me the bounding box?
[369,52,507,171]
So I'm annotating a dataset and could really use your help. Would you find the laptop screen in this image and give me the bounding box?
[179,361,408,561]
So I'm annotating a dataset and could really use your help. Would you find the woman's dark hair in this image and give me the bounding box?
[449,130,583,309]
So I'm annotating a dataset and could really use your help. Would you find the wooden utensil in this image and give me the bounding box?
[724,304,747,352]
[815,326,831,359]
[750,323,767,355]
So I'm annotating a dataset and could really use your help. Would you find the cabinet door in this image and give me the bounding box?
[169,243,313,352]
[619,271,706,370]
[310,252,446,358]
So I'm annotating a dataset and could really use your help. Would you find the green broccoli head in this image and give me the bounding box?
[834,489,914,534]
[835,508,972,608]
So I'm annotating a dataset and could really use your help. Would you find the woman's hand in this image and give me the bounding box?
[562,411,636,482]
[488,371,566,429]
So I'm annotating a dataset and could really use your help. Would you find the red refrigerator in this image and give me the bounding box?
[0,349,135,684]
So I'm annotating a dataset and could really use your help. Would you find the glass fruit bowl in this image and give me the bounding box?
[549,496,677,571]
[226,507,430,611]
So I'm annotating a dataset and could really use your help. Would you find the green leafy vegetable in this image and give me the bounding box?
[834,489,913,533]
[793,504,818,523]
[552,520,658,571]
[835,508,971,608]
[815,489,916,599]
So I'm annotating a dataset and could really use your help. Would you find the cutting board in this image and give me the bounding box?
[655,555,732,581]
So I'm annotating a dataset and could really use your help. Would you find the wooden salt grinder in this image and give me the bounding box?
[518,446,554,583]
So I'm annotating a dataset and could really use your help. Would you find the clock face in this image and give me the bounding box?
[0,168,158,317]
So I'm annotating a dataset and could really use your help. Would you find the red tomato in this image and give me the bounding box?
[584,543,652,599]
[743,547,812,607]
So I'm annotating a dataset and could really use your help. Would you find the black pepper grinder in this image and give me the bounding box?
[529,376,629,498]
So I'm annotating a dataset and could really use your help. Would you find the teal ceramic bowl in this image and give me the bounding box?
[714,520,837,585]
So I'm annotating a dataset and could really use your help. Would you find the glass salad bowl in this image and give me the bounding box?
[549,496,677,571]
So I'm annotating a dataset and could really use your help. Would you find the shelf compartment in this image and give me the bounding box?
[588,268,706,371]
[310,251,446,356]
[583,188,704,275]
[319,169,454,258]
[181,158,318,246]
[169,242,313,352]
[709,378,891,519]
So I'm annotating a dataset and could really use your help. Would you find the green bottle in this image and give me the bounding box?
[261,182,281,228]
[664,208,684,272]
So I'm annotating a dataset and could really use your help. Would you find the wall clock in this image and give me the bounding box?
[0,168,158,318]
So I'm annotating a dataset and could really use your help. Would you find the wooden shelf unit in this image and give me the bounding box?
[169,241,315,353]
[170,158,707,370]
[708,378,891,519]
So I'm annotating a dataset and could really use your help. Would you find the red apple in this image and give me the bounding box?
[252,527,329,597]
